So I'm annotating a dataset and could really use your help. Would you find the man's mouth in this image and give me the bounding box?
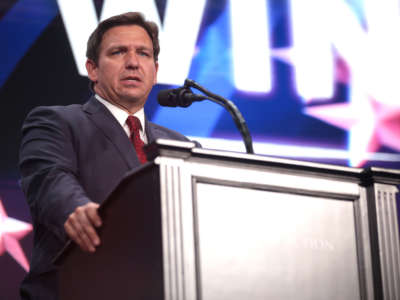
[122,76,141,83]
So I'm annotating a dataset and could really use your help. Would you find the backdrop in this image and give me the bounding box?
[1,0,400,298]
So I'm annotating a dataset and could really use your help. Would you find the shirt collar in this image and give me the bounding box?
[95,94,146,133]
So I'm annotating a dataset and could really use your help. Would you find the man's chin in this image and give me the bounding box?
[119,94,146,105]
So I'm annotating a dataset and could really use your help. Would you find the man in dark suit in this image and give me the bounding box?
[19,12,192,299]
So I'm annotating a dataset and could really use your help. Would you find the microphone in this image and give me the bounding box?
[158,79,254,154]
[157,87,205,107]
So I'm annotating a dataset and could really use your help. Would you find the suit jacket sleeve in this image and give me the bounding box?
[19,106,91,242]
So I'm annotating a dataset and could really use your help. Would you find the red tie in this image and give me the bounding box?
[126,115,147,163]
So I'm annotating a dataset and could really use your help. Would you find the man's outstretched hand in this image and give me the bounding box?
[64,202,102,252]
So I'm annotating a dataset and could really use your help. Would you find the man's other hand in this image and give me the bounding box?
[64,202,102,252]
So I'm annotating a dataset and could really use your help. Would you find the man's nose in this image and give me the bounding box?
[125,52,139,69]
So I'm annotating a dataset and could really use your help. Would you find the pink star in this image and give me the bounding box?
[305,98,400,166]
[0,198,32,272]
[272,46,400,166]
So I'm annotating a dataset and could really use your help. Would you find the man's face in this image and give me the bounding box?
[86,25,158,110]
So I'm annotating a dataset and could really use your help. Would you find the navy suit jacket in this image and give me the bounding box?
[19,96,192,299]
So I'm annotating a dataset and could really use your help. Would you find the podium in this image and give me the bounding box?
[57,140,400,300]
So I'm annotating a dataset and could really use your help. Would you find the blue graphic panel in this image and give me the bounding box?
[151,6,233,136]
[0,0,58,87]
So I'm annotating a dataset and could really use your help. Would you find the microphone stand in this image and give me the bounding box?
[184,79,254,154]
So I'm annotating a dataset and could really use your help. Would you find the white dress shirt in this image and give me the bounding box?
[95,94,147,144]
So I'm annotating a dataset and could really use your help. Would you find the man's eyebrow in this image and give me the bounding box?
[106,44,152,51]
[136,45,152,51]
[107,44,127,51]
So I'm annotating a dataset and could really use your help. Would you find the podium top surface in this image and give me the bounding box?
[145,139,400,184]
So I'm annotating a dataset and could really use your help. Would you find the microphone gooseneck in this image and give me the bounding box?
[157,79,254,154]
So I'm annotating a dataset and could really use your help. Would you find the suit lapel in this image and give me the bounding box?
[83,96,140,168]
[145,118,179,142]
[145,117,156,144]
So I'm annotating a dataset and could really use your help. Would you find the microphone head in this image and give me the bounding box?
[157,88,182,107]
[157,87,204,107]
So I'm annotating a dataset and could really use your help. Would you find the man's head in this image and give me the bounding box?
[87,12,160,64]
[85,12,160,113]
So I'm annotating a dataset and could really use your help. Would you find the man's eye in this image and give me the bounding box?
[138,51,150,57]
[111,50,123,55]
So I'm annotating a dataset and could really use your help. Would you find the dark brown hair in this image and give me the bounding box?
[86,12,160,64]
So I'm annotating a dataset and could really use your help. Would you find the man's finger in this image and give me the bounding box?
[78,204,101,246]
[64,202,102,252]
[79,217,100,247]
[74,209,100,249]
[65,210,97,252]
[86,203,102,228]
[64,221,94,252]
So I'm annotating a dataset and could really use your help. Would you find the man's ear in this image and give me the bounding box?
[86,59,98,83]
[153,61,159,85]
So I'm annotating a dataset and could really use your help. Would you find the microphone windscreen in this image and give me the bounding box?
[157,89,178,107]
[158,87,205,107]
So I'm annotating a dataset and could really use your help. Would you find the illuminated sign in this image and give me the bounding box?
[56,0,400,166]
[59,0,400,99]
[57,0,206,85]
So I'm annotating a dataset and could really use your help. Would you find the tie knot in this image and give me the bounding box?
[126,115,142,134]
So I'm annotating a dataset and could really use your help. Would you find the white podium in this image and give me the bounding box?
[58,139,400,300]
